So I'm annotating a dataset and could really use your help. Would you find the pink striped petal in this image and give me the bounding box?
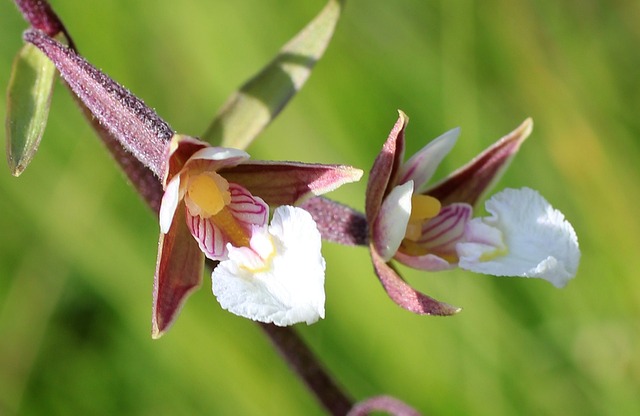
[186,183,269,260]
[186,212,227,260]
[392,203,471,270]
[415,203,472,258]
[226,183,269,226]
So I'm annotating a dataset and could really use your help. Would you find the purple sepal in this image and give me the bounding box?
[370,247,460,316]
[427,118,533,206]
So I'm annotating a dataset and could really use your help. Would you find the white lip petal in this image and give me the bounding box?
[211,206,326,326]
[457,187,580,288]
[373,181,414,262]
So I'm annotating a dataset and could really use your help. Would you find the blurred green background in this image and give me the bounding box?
[1,0,639,414]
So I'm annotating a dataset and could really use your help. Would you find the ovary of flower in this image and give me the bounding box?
[212,206,326,326]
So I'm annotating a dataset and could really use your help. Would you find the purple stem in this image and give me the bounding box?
[260,323,353,415]
[13,0,74,48]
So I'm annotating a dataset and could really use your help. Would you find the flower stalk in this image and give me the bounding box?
[260,323,354,415]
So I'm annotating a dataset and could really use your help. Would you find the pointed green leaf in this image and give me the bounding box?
[202,0,345,149]
[5,42,56,176]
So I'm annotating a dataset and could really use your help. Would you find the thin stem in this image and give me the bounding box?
[259,323,353,415]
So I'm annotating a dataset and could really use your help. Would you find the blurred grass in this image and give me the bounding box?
[1,0,640,414]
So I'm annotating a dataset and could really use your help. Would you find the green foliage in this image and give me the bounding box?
[202,0,344,149]
[1,0,640,415]
[5,43,56,176]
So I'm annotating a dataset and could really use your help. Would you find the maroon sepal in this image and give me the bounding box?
[427,118,532,206]
[152,204,205,338]
[370,246,460,316]
[365,111,407,225]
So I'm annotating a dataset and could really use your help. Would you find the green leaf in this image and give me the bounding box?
[5,42,57,176]
[202,0,345,149]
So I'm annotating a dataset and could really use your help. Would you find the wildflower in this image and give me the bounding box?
[366,111,579,314]
[154,134,362,337]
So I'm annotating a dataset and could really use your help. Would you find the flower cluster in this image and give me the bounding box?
[4,1,583,413]
[5,0,579,342]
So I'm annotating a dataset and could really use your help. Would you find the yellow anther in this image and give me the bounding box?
[409,194,441,222]
[404,194,441,241]
[186,173,231,218]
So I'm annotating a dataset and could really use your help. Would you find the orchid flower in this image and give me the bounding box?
[365,111,579,314]
[154,134,362,337]
[18,27,362,337]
